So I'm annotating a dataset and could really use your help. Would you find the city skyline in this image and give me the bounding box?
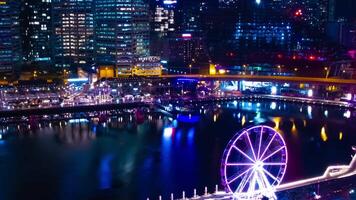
[0,0,355,75]
[0,1,355,200]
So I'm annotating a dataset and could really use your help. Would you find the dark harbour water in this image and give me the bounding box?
[0,100,355,200]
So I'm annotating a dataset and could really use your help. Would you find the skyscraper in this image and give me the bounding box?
[153,0,176,36]
[233,0,292,54]
[0,0,22,72]
[95,0,150,75]
[150,0,177,59]
[52,0,94,69]
[22,0,52,64]
[280,0,329,32]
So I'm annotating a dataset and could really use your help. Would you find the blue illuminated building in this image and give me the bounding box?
[94,0,150,74]
[0,0,21,72]
[233,0,292,53]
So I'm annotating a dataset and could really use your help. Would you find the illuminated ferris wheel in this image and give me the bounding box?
[221,125,288,199]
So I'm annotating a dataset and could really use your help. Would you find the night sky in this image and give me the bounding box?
[336,0,356,20]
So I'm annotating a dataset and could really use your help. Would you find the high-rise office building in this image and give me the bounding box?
[281,0,329,32]
[153,0,176,36]
[234,0,292,54]
[0,0,22,72]
[22,0,52,64]
[95,0,150,74]
[176,1,203,33]
[52,0,94,69]
[150,0,177,58]
[168,33,208,65]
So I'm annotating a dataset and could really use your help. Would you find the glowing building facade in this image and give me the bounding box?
[153,0,176,36]
[52,0,94,69]
[233,0,292,53]
[95,0,150,74]
[0,0,21,72]
[22,0,52,64]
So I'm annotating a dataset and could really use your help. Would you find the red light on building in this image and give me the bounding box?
[295,9,302,17]
[308,55,316,61]
[277,54,283,59]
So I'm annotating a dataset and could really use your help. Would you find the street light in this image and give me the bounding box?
[324,67,330,78]
[243,64,247,74]
[277,65,282,74]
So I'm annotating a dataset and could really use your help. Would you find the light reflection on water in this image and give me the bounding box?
[0,100,355,200]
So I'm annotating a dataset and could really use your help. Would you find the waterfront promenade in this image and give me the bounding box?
[0,95,354,118]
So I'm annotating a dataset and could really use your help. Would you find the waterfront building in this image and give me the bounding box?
[94,0,150,75]
[132,56,163,76]
[0,0,22,72]
[52,0,94,69]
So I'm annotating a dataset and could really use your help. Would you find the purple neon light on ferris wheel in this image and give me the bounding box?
[220,125,288,198]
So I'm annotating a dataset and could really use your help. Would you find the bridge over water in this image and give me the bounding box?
[161,75,356,86]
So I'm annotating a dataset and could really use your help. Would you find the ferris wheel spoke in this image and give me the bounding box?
[232,145,256,163]
[257,127,264,160]
[226,163,255,166]
[262,168,280,184]
[245,131,257,161]
[235,168,255,193]
[261,146,285,162]
[262,162,286,166]
[259,132,276,161]
[227,166,253,184]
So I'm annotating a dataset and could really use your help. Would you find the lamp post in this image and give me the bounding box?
[324,67,330,78]
[277,65,282,74]
[243,64,247,74]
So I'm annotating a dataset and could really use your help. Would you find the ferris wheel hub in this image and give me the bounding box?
[254,161,264,170]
